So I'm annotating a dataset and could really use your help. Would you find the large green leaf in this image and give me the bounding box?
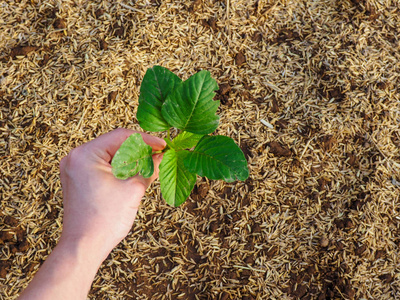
[159,149,197,207]
[111,133,154,179]
[137,66,182,132]
[184,135,249,182]
[172,131,203,150]
[161,70,220,135]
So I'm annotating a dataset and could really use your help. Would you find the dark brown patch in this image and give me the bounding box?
[375,249,386,259]
[355,243,367,256]
[285,283,308,299]
[379,273,393,284]
[235,52,246,66]
[108,91,118,103]
[54,18,67,29]
[10,46,38,58]
[99,39,108,50]
[186,243,203,264]
[268,141,291,157]
[275,119,288,130]
[0,231,14,244]
[0,260,11,278]
[328,87,345,102]
[334,217,354,230]
[262,245,279,258]
[111,22,125,38]
[275,28,301,44]
[4,216,18,227]
[270,97,279,113]
[219,83,231,95]
[240,140,252,160]
[191,181,210,201]
[46,207,59,220]
[346,152,357,166]
[23,262,37,275]
[209,221,219,233]
[11,239,30,253]
[318,178,330,191]
[241,90,254,102]
[197,182,210,198]
[39,53,51,66]
[252,223,261,234]
[189,0,202,12]
[321,135,336,151]
[220,291,230,300]
[14,227,25,242]
[95,9,104,18]
[349,199,364,210]
[207,17,218,31]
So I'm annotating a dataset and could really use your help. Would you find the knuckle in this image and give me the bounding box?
[115,127,132,135]
[63,147,87,175]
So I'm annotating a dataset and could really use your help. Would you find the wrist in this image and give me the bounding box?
[58,233,112,265]
[19,234,108,300]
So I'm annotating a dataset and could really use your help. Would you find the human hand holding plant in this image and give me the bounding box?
[59,128,165,259]
[19,128,165,300]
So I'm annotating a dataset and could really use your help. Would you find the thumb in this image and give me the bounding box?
[134,153,164,188]
[150,153,164,183]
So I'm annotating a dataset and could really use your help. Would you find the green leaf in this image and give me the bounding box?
[172,131,203,150]
[111,133,154,179]
[159,149,197,207]
[164,137,174,149]
[161,70,220,135]
[184,135,249,182]
[137,66,182,132]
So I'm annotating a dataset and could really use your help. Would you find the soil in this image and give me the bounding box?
[10,46,37,58]
[268,141,292,157]
[234,52,246,66]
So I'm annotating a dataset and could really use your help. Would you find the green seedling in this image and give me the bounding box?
[111,66,249,206]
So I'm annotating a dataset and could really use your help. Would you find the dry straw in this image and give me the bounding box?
[1,0,399,299]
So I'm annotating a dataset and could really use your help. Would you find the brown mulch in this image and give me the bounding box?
[1,0,400,299]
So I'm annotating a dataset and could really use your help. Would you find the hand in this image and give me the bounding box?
[19,128,165,300]
[59,128,165,260]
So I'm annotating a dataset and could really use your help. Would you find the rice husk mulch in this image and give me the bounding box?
[1,0,400,299]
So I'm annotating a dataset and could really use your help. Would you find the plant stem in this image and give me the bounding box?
[167,128,171,140]
[152,150,164,154]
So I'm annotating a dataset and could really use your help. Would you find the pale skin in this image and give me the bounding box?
[18,128,165,300]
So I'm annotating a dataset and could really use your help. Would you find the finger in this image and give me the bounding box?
[149,153,164,182]
[139,133,166,151]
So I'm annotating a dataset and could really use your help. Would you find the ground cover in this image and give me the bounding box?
[1,0,399,299]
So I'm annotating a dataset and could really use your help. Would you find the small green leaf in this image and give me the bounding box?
[172,131,203,150]
[159,149,197,207]
[111,133,154,179]
[161,70,220,135]
[184,135,249,182]
[137,66,182,132]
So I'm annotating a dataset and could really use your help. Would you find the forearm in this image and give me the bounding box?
[18,236,106,300]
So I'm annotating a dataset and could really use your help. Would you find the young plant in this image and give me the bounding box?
[111,66,249,207]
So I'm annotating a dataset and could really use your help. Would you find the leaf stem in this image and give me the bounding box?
[167,128,171,140]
